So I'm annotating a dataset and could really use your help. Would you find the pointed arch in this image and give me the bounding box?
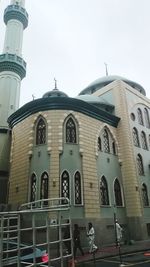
[74,171,82,205]
[100,176,109,205]
[40,172,49,204]
[30,173,37,202]
[97,136,102,151]
[142,183,149,206]
[132,127,140,147]
[95,125,119,156]
[141,131,148,150]
[112,141,116,155]
[65,116,77,144]
[137,154,144,175]
[103,128,110,153]
[137,108,144,125]
[35,116,47,145]
[114,178,123,206]
[144,108,150,128]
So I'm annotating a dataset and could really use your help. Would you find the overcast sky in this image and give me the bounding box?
[0,0,150,106]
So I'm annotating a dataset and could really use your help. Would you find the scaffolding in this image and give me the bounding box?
[0,198,73,267]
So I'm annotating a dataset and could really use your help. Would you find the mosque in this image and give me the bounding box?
[0,0,150,245]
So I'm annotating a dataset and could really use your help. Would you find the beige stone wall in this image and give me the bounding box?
[9,109,118,218]
[9,118,32,205]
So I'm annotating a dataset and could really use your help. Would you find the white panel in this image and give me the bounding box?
[0,73,21,126]
[3,20,23,56]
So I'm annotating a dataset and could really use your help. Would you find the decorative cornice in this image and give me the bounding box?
[0,53,26,80]
[4,4,28,29]
[8,97,120,128]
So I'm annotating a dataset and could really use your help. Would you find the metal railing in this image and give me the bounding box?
[0,198,73,267]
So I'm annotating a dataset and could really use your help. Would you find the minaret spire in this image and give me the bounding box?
[0,0,28,204]
[11,0,25,7]
[0,0,28,126]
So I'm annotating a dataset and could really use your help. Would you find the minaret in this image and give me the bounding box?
[0,0,28,204]
[0,0,28,126]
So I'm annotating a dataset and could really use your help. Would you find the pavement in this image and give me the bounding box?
[75,240,150,265]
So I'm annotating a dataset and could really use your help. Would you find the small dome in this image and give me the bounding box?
[75,94,114,112]
[79,75,146,96]
[76,94,109,104]
[43,88,68,98]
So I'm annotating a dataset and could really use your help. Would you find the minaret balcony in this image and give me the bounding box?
[4,4,28,29]
[0,53,26,80]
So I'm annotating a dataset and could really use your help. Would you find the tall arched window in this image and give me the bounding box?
[142,183,149,206]
[133,127,140,147]
[36,118,46,145]
[137,154,144,175]
[98,137,102,151]
[66,117,77,143]
[30,173,37,202]
[103,129,110,153]
[112,141,116,154]
[40,172,49,205]
[61,171,70,202]
[137,108,144,125]
[100,176,109,205]
[74,171,82,205]
[144,108,150,128]
[141,131,148,150]
[114,179,123,206]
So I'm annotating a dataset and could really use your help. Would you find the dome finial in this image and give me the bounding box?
[54,78,58,90]
[104,62,108,76]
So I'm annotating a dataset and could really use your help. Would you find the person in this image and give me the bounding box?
[63,219,71,254]
[115,220,123,245]
[73,224,84,258]
[87,222,98,253]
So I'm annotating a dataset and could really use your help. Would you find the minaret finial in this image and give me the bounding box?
[104,62,108,76]
[54,78,58,90]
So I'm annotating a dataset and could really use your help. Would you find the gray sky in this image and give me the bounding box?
[0,0,150,106]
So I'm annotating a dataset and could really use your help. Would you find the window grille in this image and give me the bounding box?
[74,171,82,205]
[36,118,46,145]
[100,176,109,205]
[66,118,76,143]
[114,179,122,206]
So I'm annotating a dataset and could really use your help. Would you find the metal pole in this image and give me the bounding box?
[92,251,96,267]
[113,204,118,248]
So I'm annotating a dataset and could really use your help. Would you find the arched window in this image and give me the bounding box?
[98,137,101,151]
[66,117,77,143]
[141,131,148,150]
[61,171,70,202]
[133,127,140,147]
[114,179,123,206]
[74,171,82,205]
[137,154,144,175]
[142,183,149,206]
[36,118,46,145]
[144,108,150,128]
[112,141,116,154]
[30,173,37,202]
[137,108,144,125]
[40,172,49,205]
[100,176,109,205]
[103,129,110,153]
